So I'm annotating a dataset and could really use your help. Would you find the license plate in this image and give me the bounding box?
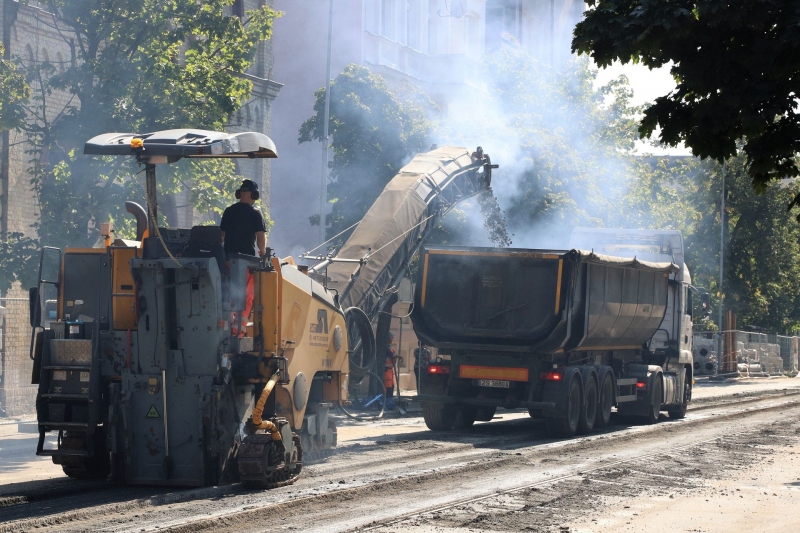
[477,379,510,388]
[52,370,67,381]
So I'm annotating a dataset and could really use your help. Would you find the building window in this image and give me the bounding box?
[485,0,522,52]
[427,0,438,53]
[233,0,245,18]
[56,52,65,73]
[382,0,395,40]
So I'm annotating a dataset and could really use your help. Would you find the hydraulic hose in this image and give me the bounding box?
[344,306,376,375]
[337,370,386,421]
[251,373,282,441]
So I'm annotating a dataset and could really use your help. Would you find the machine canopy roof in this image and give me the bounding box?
[84,129,278,160]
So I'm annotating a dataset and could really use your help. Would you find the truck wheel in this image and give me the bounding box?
[422,404,457,431]
[475,407,496,422]
[454,406,477,429]
[595,372,614,428]
[545,376,581,438]
[668,378,691,419]
[577,376,597,434]
[643,376,663,425]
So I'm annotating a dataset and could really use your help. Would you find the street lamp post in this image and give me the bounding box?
[718,160,726,375]
[320,0,334,247]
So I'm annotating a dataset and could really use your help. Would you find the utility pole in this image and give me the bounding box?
[549,0,555,67]
[718,160,726,374]
[320,0,334,247]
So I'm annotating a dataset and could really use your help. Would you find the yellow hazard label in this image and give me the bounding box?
[146,405,161,419]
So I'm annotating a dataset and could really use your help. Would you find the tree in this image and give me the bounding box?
[0,43,29,132]
[299,64,433,242]
[25,1,278,248]
[0,233,38,294]
[708,157,800,333]
[573,0,800,207]
[446,50,642,248]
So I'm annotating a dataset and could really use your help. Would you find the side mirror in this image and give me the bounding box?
[701,292,711,318]
[29,287,41,328]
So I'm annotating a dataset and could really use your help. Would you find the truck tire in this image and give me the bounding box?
[577,376,597,434]
[454,406,477,429]
[642,375,662,425]
[668,377,691,419]
[423,404,457,431]
[595,371,614,428]
[475,406,496,422]
[545,376,581,438]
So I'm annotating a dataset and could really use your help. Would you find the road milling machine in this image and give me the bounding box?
[28,128,497,487]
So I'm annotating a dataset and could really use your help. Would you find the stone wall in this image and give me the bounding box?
[0,285,34,417]
[0,1,74,418]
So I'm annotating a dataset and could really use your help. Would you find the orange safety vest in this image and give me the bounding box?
[384,348,395,388]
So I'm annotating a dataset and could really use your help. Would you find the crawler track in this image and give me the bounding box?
[2,387,797,533]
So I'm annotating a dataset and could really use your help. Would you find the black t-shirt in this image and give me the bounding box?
[220,202,267,255]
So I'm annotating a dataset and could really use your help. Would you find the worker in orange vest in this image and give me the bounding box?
[383,332,402,404]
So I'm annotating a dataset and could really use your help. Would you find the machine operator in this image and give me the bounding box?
[220,179,267,257]
[220,179,267,336]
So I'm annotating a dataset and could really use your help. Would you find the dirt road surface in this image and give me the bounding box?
[1,379,799,532]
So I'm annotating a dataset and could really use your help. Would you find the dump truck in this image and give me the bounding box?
[411,229,694,436]
[28,130,496,487]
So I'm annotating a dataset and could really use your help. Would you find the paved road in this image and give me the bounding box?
[0,432,59,485]
[1,378,798,487]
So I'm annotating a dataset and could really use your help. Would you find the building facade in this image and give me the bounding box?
[268,0,582,255]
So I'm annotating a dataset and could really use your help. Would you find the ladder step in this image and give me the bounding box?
[39,422,91,430]
[37,448,89,457]
[41,393,90,400]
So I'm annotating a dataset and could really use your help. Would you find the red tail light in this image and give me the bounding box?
[428,364,450,375]
[539,371,563,382]
[636,381,647,390]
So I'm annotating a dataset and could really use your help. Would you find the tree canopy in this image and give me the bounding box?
[297,54,800,333]
[299,64,432,242]
[573,0,800,205]
[0,1,277,293]
[0,43,29,132]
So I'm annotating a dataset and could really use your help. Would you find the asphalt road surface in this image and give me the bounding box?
[1,378,799,533]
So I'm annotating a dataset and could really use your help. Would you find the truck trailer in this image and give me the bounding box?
[411,229,694,437]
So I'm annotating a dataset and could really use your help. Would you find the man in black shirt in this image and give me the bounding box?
[220,179,267,256]
[221,179,267,337]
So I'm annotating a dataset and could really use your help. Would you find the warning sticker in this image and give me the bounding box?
[146,405,161,419]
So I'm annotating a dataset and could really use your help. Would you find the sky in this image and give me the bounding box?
[593,61,692,156]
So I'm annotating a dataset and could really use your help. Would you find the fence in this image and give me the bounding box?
[693,329,797,377]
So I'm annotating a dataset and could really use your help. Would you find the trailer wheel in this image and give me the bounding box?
[643,375,662,425]
[453,406,477,429]
[595,372,614,428]
[545,376,581,438]
[577,376,597,434]
[422,404,457,431]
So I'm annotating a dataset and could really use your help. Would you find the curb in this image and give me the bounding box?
[0,419,37,437]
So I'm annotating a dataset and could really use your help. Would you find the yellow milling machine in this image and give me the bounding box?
[28,129,496,487]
